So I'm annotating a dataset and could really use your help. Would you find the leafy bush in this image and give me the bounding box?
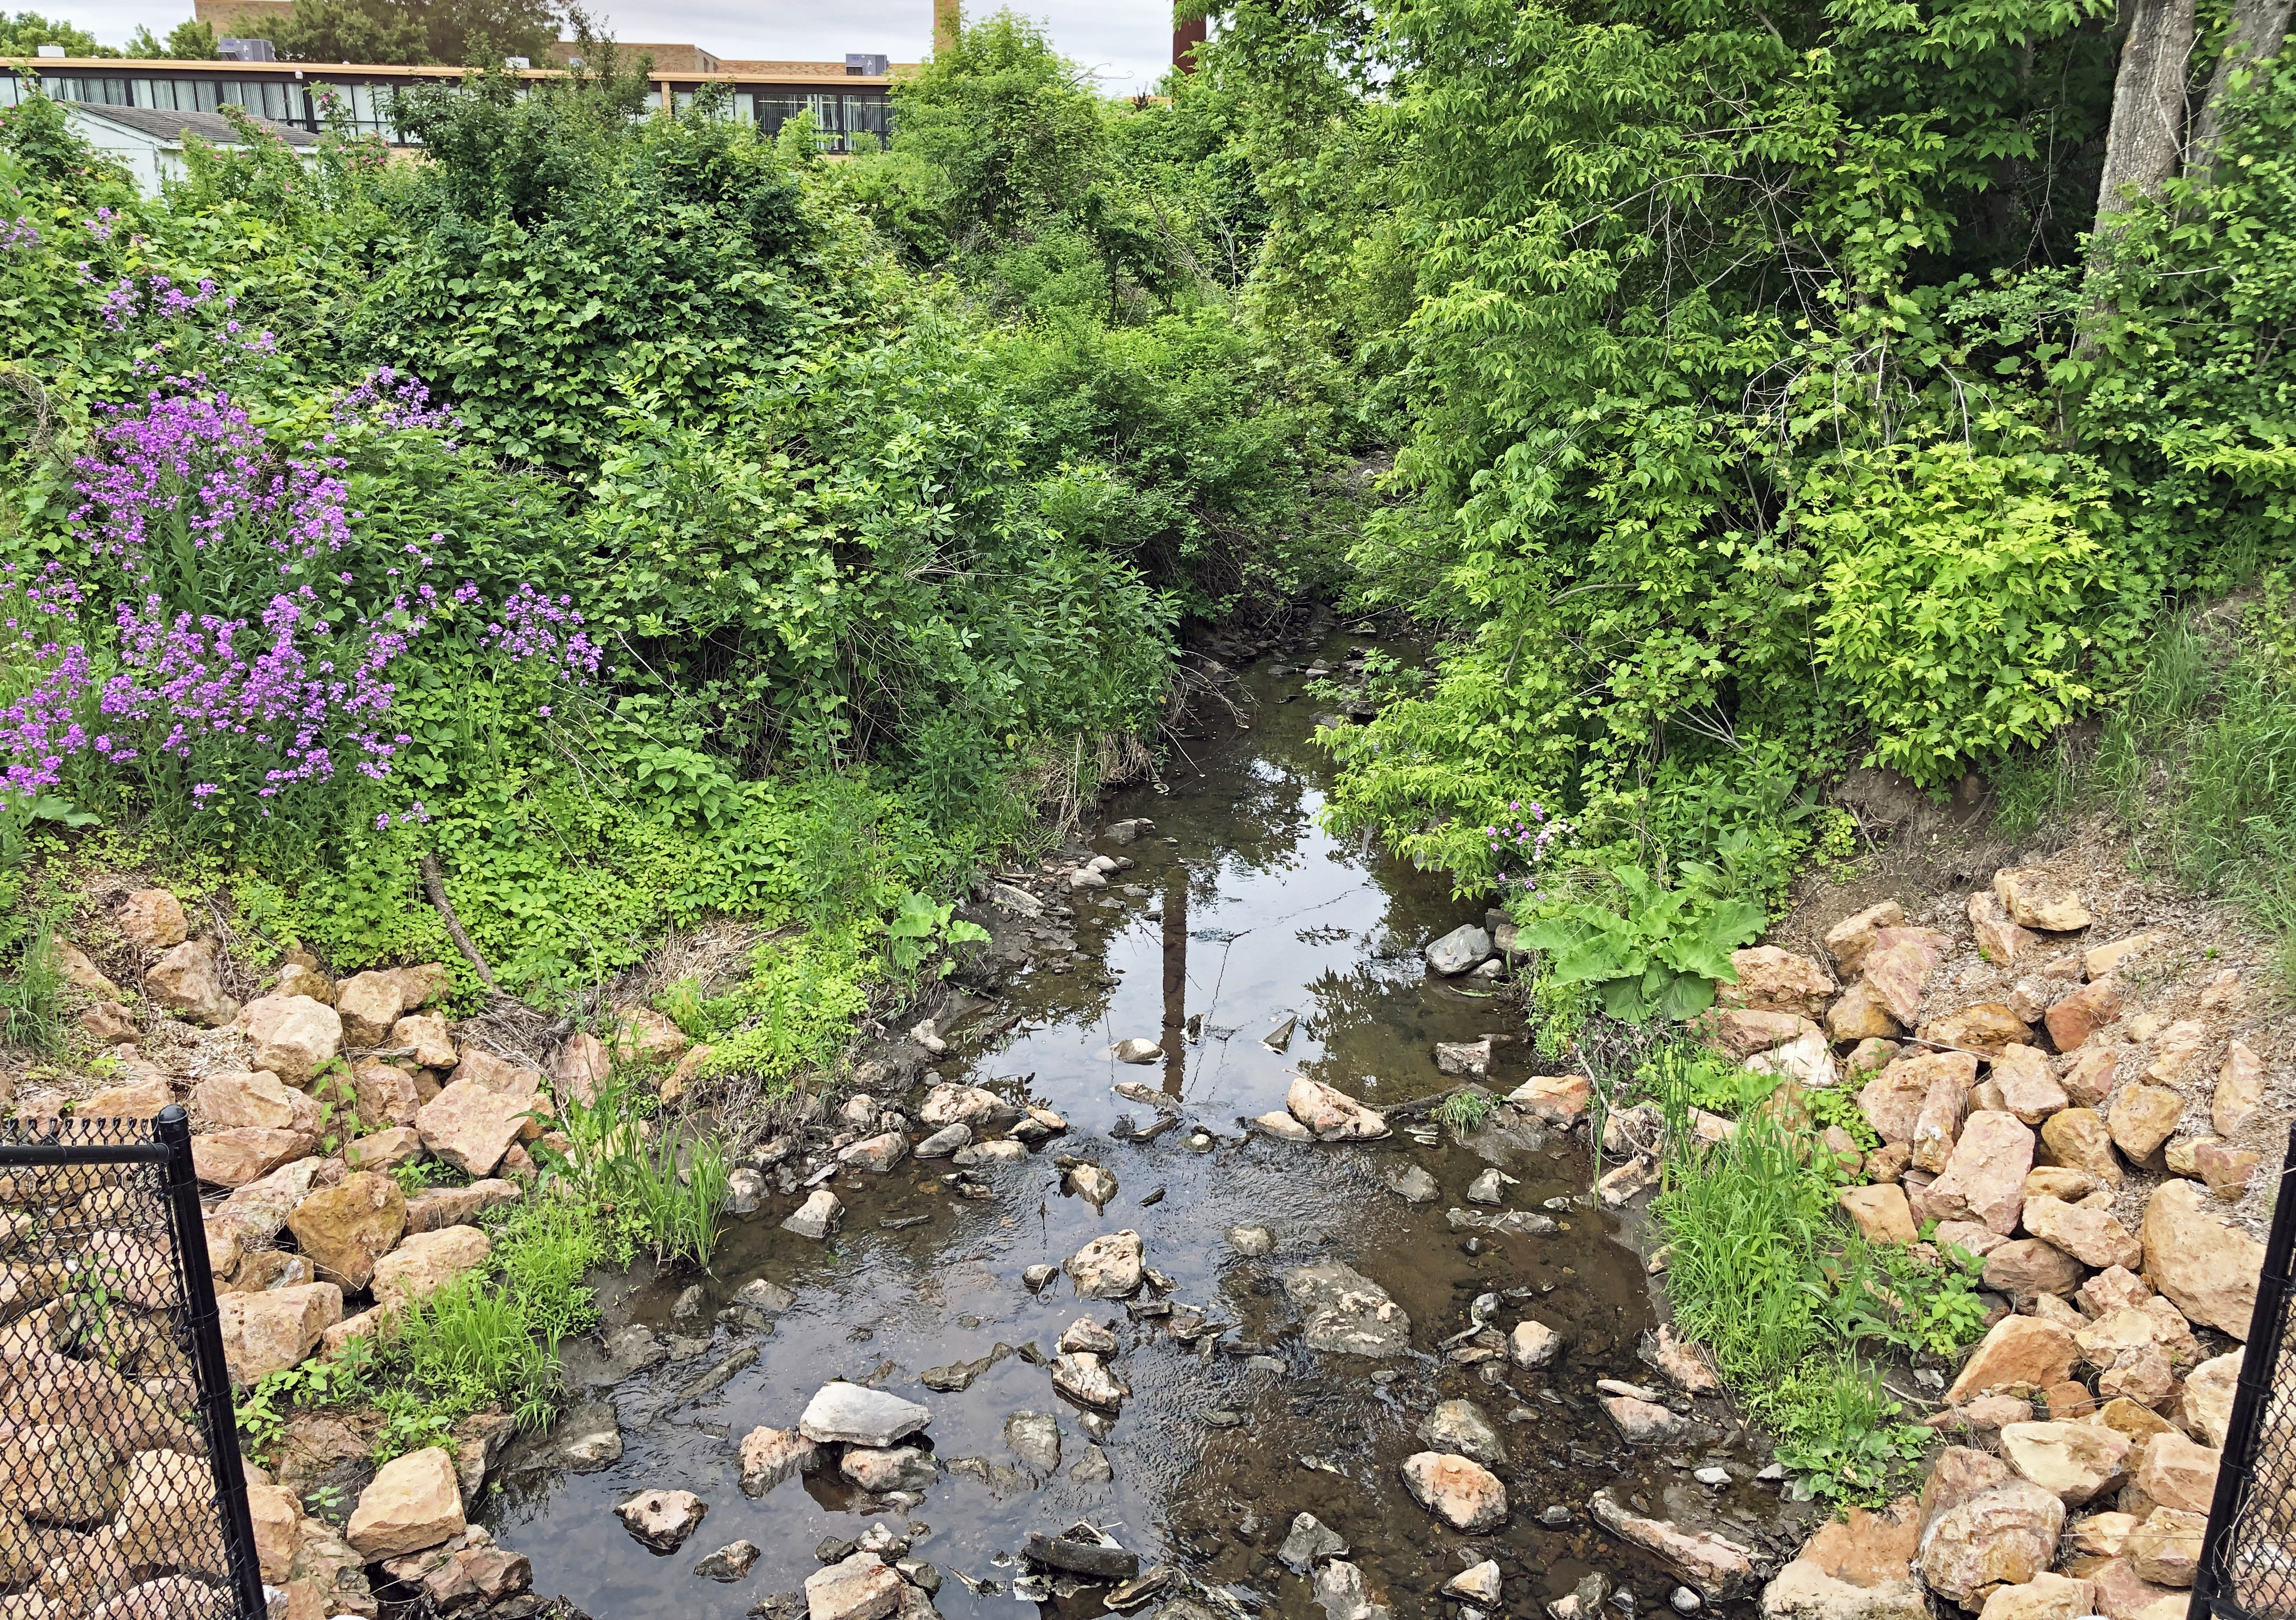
[1520,863,1765,1023]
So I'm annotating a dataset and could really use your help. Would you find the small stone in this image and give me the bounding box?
[1383,1163,1440,1204]
[839,1445,936,1493]
[1065,1229,1146,1298]
[1995,868,2092,932]
[2039,1108,2125,1186]
[737,1426,815,1496]
[695,1539,762,1582]
[117,888,188,949]
[1946,1315,2079,1404]
[806,1552,904,1620]
[346,1447,466,1558]
[614,1488,708,1552]
[2213,1043,2265,1136]
[782,1188,843,1240]
[2047,978,2126,1052]
[1284,1261,1412,1357]
[1445,1562,1504,1605]
[2108,1085,2184,1164]
[371,1224,490,1313]
[1279,1512,1348,1572]
[1999,1421,2134,1506]
[144,937,237,1026]
[237,993,345,1084]
[1113,1037,1162,1064]
[1421,1398,1504,1465]
[1400,1451,1507,1531]
[1004,1411,1061,1473]
[1915,1479,2066,1607]
[1426,924,1494,975]
[915,1123,971,1158]
[1992,1045,2069,1123]
[1286,1077,1389,1141]
[1511,1318,1562,1368]
[799,1383,932,1447]
[1437,1039,1493,1076]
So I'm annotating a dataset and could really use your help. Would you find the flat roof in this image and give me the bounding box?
[63,99,320,143]
[2,56,900,87]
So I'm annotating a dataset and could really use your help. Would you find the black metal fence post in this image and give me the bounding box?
[158,1102,270,1619]
[2188,1119,2296,1620]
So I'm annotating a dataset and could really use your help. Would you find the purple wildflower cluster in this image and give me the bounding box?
[97,270,220,331]
[0,373,604,829]
[1484,800,1572,893]
[0,216,40,253]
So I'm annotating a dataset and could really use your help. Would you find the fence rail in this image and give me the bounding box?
[2190,1121,2296,1620]
[0,1104,267,1619]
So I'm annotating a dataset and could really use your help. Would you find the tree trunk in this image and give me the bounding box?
[2186,0,2296,175]
[2094,0,2199,224]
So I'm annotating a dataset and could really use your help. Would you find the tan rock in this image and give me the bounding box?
[2040,1108,2125,1186]
[1935,1219,2007,1257]
[1970,891,2043,965]
[1982,1238,2084,1305]
[2081,1265,2157,1316]
[2078,1302,2202,1373]
[2212,1043,2265,1137]
[79,1074,173,1120]
[142,938,236,1026]
[610,1007,689,1065]
[56,939,121,999]
[737,1425,817,1496]
[1702,1007,1821,1057]
[2176,1352,2238,1449]
[1918,1004,2032,1058]
[1999,1420,2133,1505]
[1723,948,1837,1016]
[346,1447,465,1558]
[2069,1511,2142,1562]
[1846,1038,1900,1078]
[1926,1110,2034,1235]
[1910,1059,1974,1175]
[1401,1451,1507,1532]
[550,1032,609,1106]
[372,1225,491,1313]
[276,960,334,1004]
[1508,1072,1592,1126]
[1838,1184,1917,1245]
[1064,1229,1145,1299]
[345,1125,425,1172]
[1947,1315,2080,1403]
[1827,982,1904,1043]
[2090,1557,2179,1620]
[2142,1021,2208,1089]
[1991,1045,2069,1124]
[1914,1478,2066,1606]
[2097,1345,2178,1408]
[194,1070,318,1134]
[116,889,188,950]
[2024,1195,2143,1270]
[1862,1049,1975,1148]
[2084,932,2170,980]
[192,1126,318,1187]
[403,1178,520,1233]
[333,972,407,1049]
[2027,1166,2100,1201]
[446,1048,544,1135]
[1825,901,1907,978]
[2124,1507,2204,1588]
[2092,1397,2178,1446]
[2133,1430,2221,1515]
[1862,928,1951,1027]
[1979,1571,2094,1620]
[1995,868,2092,932]
[349,1059,420,1130]
[386,962,453,1010]
[0,1424,121,1524]
[1285,1077,1389,1141]
[392,1014,457,1072]
[210,1156,323,1244]
[109,1448,228,1576]
[2194,1139,2260,1197]
[1592,1488,1757,1601]
[2063,1046,2121,1109]
[322,1308,384,1357]
[217,1281,343,1382]
[247,1482,302,1583]
[2048,978,2126,1052]
[2142,1179,2264,1336]
[416,1078,531,1176]
[287,1171,407,1291]
[238,994,344,1084]
[805,1552,902,1620]
[78,999,140,1044]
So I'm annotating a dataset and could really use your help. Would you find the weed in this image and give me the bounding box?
[1750,1360,1932,1506]
[1434,1089,1493,1134]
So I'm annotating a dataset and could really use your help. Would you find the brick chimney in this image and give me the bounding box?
[1173,7,1206,72]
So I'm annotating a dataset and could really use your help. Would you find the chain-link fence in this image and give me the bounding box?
[2191,1121,2296,1620]
[0,1104,266,1619]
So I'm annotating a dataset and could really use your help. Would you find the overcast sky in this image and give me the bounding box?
[61,0,1182,92]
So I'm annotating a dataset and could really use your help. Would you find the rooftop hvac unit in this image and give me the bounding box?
[845,52,888,75]
[219,36,277,60]
[35,43,63,56]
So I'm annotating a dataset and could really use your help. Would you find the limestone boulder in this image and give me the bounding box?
[1828,981,1904,1043]
[1723,948,1837,1016]
[393,1014,458,1072]
[2040,1108,2125,1186]
[1824,901,1906,978]
[116,889,188,950]
[1995,868,2092,932]
[372,1225,490,1313]
[1591,1488,1760,1601]
[192,1126,317,1188]
[610,1007,689,1065]
[238,995,343,1084]
[736,1426,817,1496]
[2213,1043,2264,1137]
[415,1078,531,1176]
[1918,1004,2032,1058]
[346,1125,425,1172]
[349,1059,420,1129]
[2141,1179,2264,1336]
[1970,890,2042,965]
[403,1178,520,1233]
[1400,1451,1506,1532]
[346,1447,465,1558]
[1861,1051,1977,1146]
[805,1552,903,1620]
[210,1156,322,1244]
[1065,1229,1145,1299]
[2126,1508,2206,1588]
[1285,1077,1389,1141]
[193,1070,318,1134]
[1978,1572,2095,1620]
[1705,1008,1822,1058]
[798,1384,932,1447]
[2194,1139,2260,1198]
[2178,1351,2240,1449]
[1999,1421,2133,1506]
[1983,1239,2085,1306]
[143,938,236,1026]
[2108,1085,2184,1164]
[2133,1431,2221,1515]
[1862,927,1950,1027]
[217,1281,342,1382]
[919,1084,1005,1128]
[286,1171,407,1291]
[57,939,121,999]
[79,1074,173,1121]
[1508,1072,1591,1126]
[1992,1045,2069,1124]
[0,1424,121,1524]
[1284,1261,1413,1357]
[1838,1184,1917,1245]
[2064,1047,2121,1109]
[1946,1315,2079,1404]
[1914,1479,2066,1607]
[1510,1319,1563,1368]
[2047,978,2126,1053]
[1926,1110,2034,1236]
[2025,1195,2143,1270]
[782,1188,840,1239]
[2078,1303,2202,1373]
[333,971,408,1048]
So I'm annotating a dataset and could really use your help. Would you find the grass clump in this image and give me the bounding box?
[1638,1042,1988,1503]
[1993,577,2296,985]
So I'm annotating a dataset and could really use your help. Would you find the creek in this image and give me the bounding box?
[486,620,1782,1618]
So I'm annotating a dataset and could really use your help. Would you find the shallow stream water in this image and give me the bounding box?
[488,625,1782,1618]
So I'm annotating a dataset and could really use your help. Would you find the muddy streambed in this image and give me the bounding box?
[487,629,1789,1618]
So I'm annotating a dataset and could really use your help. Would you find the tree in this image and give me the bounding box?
[124,18,219,57]
[0,10,116,55]
[2187,0,2296,171]
[2093,0,2197,222]
[260,0,557,66]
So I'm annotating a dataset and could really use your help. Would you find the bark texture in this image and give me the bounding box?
[2187,0,2296,174]
[2094,0,2199,223]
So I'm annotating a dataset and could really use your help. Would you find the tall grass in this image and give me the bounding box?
[1993,585,2296,984]
[544,1075,731,1266]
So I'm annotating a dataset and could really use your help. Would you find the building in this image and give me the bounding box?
[58,99,318,188]
[3,9,910,156]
